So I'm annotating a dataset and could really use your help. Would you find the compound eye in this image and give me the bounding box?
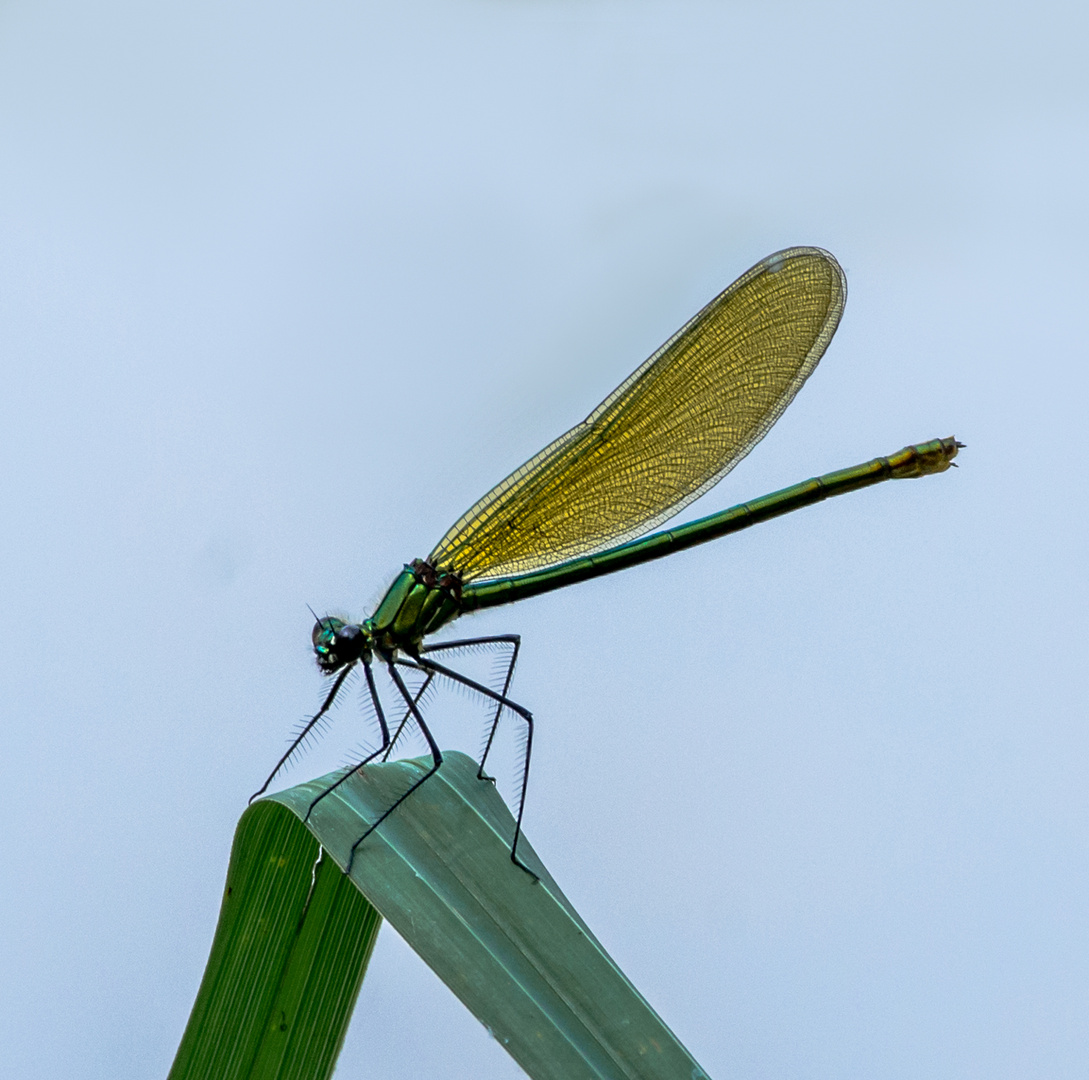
[312,616,344,647]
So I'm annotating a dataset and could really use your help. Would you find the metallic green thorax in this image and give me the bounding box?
[358,437,959,648]
[364,559,463,651]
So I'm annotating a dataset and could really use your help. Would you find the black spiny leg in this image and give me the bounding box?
[342,661,445,874]
[401,654,537,882]
[304,655,393,822]
[381,671,434,762]
[250,661,356,803]
[420,635,520,783]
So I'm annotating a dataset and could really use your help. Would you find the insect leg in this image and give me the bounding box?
[342,661,445,874]
[304,655,393,821]
[381,671,434,762]
[250,661,356,803]
[419,635,520,781]
[402,655,537,881]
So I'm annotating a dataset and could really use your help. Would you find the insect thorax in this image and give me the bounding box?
[365,559,464,650]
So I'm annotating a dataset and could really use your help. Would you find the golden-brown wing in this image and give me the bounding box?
[429,247,846,582]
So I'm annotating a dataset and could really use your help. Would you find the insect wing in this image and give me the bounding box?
[430,247,846,582]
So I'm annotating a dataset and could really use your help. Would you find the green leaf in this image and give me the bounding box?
[168,800,380,1080]
[172,752,710,1080]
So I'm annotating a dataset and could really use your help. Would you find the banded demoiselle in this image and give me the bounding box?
[253,247,960,875]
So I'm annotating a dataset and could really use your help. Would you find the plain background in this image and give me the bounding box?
[2,2,1087,1078]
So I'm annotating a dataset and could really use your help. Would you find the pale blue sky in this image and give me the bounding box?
[2,2,1087,1078]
